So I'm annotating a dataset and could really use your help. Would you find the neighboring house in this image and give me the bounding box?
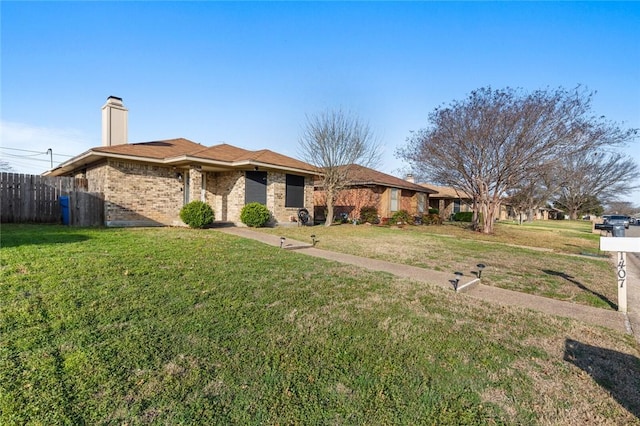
[45,97,319,227]
[313,164,436,222]
[417,183,553,222]
[498,204,551,221]
[421,184,473,219]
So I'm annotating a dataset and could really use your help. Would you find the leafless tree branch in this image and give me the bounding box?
[298,109,381,226]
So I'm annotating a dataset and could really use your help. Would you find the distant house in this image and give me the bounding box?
[420,184,473,219]
[45,96,319,227]
[313,164,436,223]
[498,204,552,221]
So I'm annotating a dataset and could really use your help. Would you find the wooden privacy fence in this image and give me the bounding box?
[0,173,104,226]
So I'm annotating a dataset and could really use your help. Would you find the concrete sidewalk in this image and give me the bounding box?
[626,251,640,343]
[217,227,635,339]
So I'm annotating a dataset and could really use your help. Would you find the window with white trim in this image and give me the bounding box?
[390,188,399,212]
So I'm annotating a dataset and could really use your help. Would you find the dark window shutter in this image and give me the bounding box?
[245,171,267,205]
[285,174,305,207]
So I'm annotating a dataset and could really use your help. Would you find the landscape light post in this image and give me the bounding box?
[452,271,464,291]
[477,263,486,279]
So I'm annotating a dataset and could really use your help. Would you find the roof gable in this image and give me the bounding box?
[248,149,320,173]
[191,144,319,173]
[191,143,254,162]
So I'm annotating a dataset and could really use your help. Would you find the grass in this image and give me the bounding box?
[1,224,639,424]
[258,221,617,309]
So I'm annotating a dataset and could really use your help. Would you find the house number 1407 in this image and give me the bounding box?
[617,254,626,289]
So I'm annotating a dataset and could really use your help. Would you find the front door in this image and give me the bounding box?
[245,171,267,205]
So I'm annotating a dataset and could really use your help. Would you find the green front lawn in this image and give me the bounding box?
[1,225,638,424]
[258,221,616,309]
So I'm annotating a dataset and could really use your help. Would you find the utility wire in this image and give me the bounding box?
[1,153,52,163]
[0,146,75,158]
[0,147,47,154]
[2,151,44,157]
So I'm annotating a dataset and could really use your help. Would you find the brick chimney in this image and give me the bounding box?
[101,96,128,146]
[405,174,415,183]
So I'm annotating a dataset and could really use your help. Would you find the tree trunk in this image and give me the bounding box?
[324,189,335,227]
[472,198,479,231]
[482,206,494,234]
[324,204,334,226]
[480,200,499,234]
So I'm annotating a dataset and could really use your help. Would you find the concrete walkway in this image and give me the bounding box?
[217,227,637,341]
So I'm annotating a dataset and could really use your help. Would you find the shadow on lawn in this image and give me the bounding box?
[542,269,617,310]
[564,339,640,419]
[1,224,92,248]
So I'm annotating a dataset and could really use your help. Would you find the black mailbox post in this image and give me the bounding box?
[611,224,625,237]
[595,222,625,237]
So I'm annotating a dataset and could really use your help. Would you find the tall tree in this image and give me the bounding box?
[398,87,637,233]
[553,150,639,219]
[298,110,380,226]
[605,200,638,216]
[553,195,604,218]
[504,163,561,224]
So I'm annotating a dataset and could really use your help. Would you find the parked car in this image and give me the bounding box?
[603,215,630,229]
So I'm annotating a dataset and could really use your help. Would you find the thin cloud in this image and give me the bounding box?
[0,120,95,174]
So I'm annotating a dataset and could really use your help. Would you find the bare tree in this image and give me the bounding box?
[554,150,639,219]
[505,163,562,223]
[556,194,604,217]
[298,110,380,226]
[0,159,14,172]
[605,200,638,216]
[398,87,637,234]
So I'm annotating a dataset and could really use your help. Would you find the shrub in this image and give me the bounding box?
[423,213,443,225]
[390,210,413,225]
[180,201,214,228]
[359,206,379,224]
[240,202,271,227]
[428,208,439,215]
[452,211,474,222]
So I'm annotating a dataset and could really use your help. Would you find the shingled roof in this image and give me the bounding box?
[419,184,472,199]
[318,164,436,193]
[92,138,206,159]
[47,139,319,176]
[193,144,318,173]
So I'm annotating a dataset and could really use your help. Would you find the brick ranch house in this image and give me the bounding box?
[420,185,553,222]
[45,97,319,227]
[420,184,473,219]
[314,164,436,223]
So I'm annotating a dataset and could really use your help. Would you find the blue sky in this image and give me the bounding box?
[2,1,639,203]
